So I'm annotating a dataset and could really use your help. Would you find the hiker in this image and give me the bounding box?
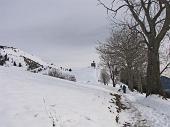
[91,61,96,68]
[123,85,126,93]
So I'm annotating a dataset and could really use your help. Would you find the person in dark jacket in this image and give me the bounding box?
[123,85,126,93]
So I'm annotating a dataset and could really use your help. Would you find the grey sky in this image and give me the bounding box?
[0,0,109,67]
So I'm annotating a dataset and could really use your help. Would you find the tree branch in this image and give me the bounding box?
[160,62,170,75]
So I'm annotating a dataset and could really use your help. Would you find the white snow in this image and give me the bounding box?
[0,66,115,127]
[72,67,100,84]
[1,66,170,127]
[73,67,170,127]
[123,91,170,127]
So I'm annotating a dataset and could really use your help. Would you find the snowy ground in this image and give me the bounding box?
[0,67,115,127]
[73,67,170,127]
[123,90,170,127]
[1,66,170,127]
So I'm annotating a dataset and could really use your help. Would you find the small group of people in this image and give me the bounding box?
[119,84,127,93]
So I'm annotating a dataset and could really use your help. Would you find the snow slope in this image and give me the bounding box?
[72,67,100,84]
[0,45,76,82]
[0,45,48,68]
[1,65,170,127]
[0,66,115,127]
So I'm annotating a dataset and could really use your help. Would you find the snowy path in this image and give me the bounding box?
[122,91,170,127]
[73,67,170,127]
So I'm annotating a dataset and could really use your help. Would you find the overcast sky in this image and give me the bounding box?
[0,0,110,67]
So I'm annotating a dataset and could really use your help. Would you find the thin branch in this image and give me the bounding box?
[160,62,170,75]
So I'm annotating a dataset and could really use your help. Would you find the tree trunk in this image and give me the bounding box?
[146,47,162,96]
[111,71,116,87]
[127,67,134,91]
[108,64,116,87]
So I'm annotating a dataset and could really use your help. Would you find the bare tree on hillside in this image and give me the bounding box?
[97,44,118,87]
[100,68,110,85]
[97,26,147,91]
[98,0,170,96]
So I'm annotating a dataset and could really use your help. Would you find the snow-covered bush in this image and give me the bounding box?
[48,68,62,78]
[61,73,76,82]
[47,68,76,82]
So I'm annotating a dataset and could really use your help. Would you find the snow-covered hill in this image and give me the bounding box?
[0,45,76,81]
[1,46,170,127]
[1,65,170,126]
[0,66,115,127]
[0,45,48,69]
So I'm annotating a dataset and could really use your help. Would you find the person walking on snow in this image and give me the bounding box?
[123,85,126,93]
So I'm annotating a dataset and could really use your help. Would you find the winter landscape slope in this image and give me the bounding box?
[1,46,170,127]
[0,45,48,68]
[0,45,75,81]
[0,66,115,127]
[1,66,170,127]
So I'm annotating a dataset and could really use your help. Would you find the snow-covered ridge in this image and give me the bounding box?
[0,45,51,68]
[0,45,76,81]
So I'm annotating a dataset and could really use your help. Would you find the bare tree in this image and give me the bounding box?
[98,0,170,96]
[100,68,110,85]
[97,26,147,91]
[97,44,118,87]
